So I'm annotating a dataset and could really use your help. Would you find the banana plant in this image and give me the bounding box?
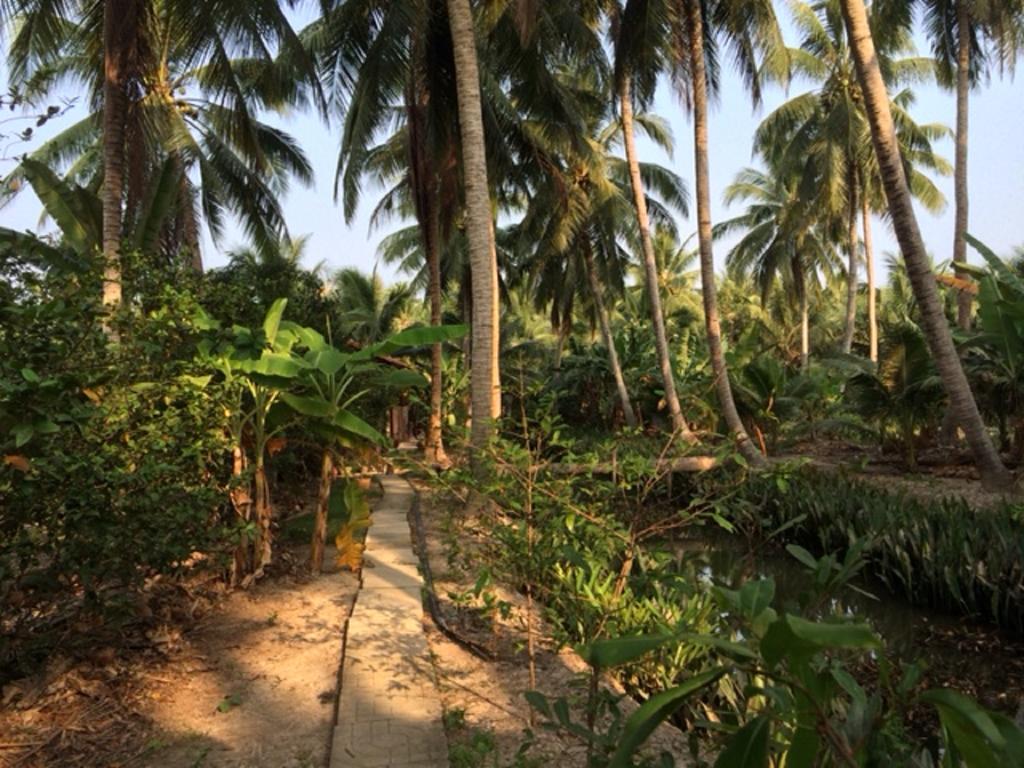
[280,322,467,573]
[962,235,1024,457]
[0,157,182,265]
[198,298,310,582]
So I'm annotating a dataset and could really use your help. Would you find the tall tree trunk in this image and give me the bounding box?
[862,196,878,363]
[489,225,502,419]
[425,201,449,466]
[795,259,810,370]
[553,320,570,370]
[310,448,333,574]
[583,241,638,429]
[839,0,1011,490]
[685,2,763,465]
[447,0,498,460]
[953,0,972,330]
[102,0,127,312]
[619,76,695,442]
[842,170,859,354]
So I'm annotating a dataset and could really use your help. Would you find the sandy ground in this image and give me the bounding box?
[411,481,694,768]
[0,549,359,768]
[137,560,358,768]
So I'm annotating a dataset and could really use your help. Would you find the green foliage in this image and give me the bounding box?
[529,533,1024,767]
[0,256,232,623]
[728,468,1024,632]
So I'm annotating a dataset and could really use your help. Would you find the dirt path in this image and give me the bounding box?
[0,549,359,768]
[137,561,359,768]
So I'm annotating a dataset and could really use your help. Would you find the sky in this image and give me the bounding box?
[1,7,1022,286]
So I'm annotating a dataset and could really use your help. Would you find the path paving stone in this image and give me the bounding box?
[331,476,449,768]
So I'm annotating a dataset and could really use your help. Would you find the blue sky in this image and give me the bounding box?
[1,7,1021,285]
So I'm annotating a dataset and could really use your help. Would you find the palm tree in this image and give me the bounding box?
[518,87,690,429]
[316,0,601,457]
[905,0,1024,329]
[612,0,696,442]
[755,0,945,360]
[5,2,315,273]
[448,0,498,451]
[666,0,788,463]
[718,167,840,369]
[859,89,951,361]
[838,0,1011,489]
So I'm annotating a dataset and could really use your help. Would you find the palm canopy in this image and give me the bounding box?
[718,166,840,305]
[516,98,690,335]
[331,266,413,345]
[754,0,943,221]
[2,0,318,259]
[310,0,606,225]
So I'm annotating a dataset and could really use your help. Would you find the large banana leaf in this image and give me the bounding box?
[19,158,101,254]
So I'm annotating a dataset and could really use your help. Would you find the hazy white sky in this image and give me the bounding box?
[1,6,1021,285]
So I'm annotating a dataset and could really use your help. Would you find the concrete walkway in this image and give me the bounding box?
[331,476,449,768]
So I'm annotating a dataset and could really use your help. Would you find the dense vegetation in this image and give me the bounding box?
[2,0,1024,765]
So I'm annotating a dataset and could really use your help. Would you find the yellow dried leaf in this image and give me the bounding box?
[334,526,365,571]
[82,388,102,403]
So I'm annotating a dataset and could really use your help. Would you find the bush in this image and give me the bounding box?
[1,260,233,608]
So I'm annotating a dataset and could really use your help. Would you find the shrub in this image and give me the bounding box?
[1,263,233,609]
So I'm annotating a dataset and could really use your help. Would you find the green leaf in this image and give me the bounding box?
[334,411,386,445]
[786,545,819,571]
[608,668,726,768]
[923,689,1007,768]
[20,158,100,253]
[577,633,674,669]
[714,715,771,768]
[236,352,304,379]
[306,347,350,376]
[262,299,288,345]
[280,393,334,419]
[676,633,758,661]
[378,369,430,389]
[132,156,181,253]
[355,324,469,360]
[785,616,881,650]
[739,579,775,618]
[524,691,553,720]
[216,694,242,713]
[12,423,34,448]
[20,367,40,383]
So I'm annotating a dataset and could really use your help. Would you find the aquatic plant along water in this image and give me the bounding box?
[670,531,1024,714]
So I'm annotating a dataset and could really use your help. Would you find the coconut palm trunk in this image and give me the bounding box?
[794,259,810,370]
[425,204,449,466]
[447,0,498,457]
[685,1,763,464]
[101,0,128,311]
[953,0,972,330]
[862,196,878,362]
[619,76,694,442]
[839,0,1011,490]
[842,171,859,354]
[310,448,333,573]
[583,240,638,428]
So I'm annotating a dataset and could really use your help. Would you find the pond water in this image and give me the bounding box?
[670,531,1024,715]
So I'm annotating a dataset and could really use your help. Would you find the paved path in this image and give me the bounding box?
[331,476,449,768]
